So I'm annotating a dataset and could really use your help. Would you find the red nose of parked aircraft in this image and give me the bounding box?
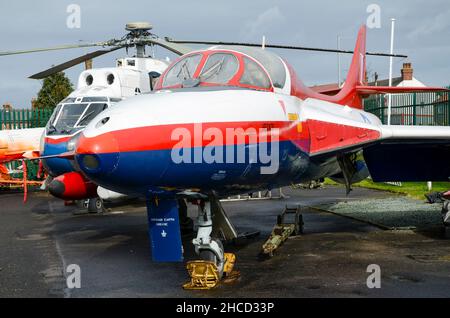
[75,132,121,177]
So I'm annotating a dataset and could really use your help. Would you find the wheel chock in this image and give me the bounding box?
[223,253,236,275]
[183,253,238,290]
[261,206,303,258]
[183,261,220,290]
[261,224,296,257]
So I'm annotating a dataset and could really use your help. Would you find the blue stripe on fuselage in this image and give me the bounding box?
[42,142,74,177]
[77,141,311,197]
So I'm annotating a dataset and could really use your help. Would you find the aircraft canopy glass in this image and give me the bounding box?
[47,101,109,136]
[215,46,287,88]
[160,47,286,91]
[199,53,239,84]
[163,54,202,87]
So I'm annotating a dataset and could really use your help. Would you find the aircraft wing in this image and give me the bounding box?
[363,125,450,182]
[0,128,44,164]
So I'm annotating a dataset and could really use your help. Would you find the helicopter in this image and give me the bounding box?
[0,22,191,212]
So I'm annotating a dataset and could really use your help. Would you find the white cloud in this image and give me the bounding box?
[407,9,450,40]
[241,6,285,41]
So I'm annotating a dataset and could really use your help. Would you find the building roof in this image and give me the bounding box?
[396,77,426,88]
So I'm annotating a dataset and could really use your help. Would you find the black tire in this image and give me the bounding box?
[199,249,217,263]
[88,197,104,214]
[199,239,223,264]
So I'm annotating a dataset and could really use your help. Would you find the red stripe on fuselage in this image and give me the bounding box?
[77,121,309,155]
[45,137,71,145]
[76,120,380,156]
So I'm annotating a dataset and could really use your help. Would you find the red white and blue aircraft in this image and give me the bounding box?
[70,25,449,277]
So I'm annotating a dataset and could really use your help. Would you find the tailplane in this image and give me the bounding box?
[337,25,448,108]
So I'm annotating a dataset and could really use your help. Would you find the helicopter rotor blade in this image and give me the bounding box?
[29,47,122,79]
[0,43,109,57]
[165,39,408,58]
[27,38,189,80]
[146,37,192,55]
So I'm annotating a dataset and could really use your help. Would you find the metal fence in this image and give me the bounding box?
[364,90,450,126]
[0,108,52,130]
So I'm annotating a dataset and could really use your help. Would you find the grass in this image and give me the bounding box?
[324,178,450,200]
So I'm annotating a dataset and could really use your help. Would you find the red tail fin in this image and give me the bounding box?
[296,25,448,107]
[289,25,367,107]
[335,25,367,108]
[339,26,448,105]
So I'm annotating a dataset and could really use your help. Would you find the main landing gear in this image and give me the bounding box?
[442,200,450,238]
[73,197,105,215]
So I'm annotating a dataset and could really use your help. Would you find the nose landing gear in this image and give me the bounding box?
[193,201,226,275]
[145,194,247,290]
[183,198,240,290]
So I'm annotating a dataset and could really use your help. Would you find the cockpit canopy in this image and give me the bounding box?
[157,46,287,91]
[46,96,121,136]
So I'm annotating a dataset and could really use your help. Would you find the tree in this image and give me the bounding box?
[34,72,73,110]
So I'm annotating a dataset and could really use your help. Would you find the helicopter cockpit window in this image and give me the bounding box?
[47,104,62,130]
[76,103,108,127]
[162,54,202,88]
[62,97,76,103]
[239,57,271,89]
[82,97,107,102]
[199,53,238,84]
[47,102,109,135]
[53,103,88,134]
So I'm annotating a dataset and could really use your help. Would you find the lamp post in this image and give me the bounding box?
[337,35,341,88]
[387,18,396,126]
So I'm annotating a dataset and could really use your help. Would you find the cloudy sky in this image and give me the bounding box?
[1,0,449,107]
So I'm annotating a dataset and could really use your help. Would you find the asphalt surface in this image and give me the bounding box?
[1,186,450,298]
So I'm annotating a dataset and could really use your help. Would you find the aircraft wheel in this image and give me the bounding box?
[198,239,224,278]
[199,249,217,263]
[88,197,104,214]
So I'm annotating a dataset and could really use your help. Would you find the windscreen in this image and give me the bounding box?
[199,53,238,84]
[159,50,275,91]
[47,101,109,135]
[162,54,202,87]
[239,57,271,89]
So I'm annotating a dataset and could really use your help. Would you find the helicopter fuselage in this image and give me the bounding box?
[42,57,168,200]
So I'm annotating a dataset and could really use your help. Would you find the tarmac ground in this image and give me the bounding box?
[0,186,449,298]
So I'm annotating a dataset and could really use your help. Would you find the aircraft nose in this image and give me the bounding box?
[75,132,120,177]
[48,179,65,198]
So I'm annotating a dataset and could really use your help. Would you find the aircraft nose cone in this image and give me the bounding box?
[75,133,120,177]
[48,179,65,198]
